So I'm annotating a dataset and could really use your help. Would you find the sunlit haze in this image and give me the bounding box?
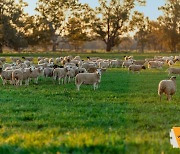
[24,0,165,20]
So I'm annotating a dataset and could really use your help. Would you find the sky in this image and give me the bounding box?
[24,0,165,20]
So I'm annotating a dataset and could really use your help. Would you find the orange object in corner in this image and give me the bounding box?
[170,127,180,148]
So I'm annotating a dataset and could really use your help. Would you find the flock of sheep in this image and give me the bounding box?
[0,55,180,100]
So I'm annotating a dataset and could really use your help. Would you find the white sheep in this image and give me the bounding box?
[148,61,164,69]
[166,68,180,76]
[44,67,54,77]
[53,67,69,84]
[12,69,23,86]
[29,67,44,84]
[75,69,102,91]
[0,68,13,85]
[128,65,146,73]
[158,76,176,101]
[122,60,133,68]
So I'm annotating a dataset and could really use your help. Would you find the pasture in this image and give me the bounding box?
[0,52,180,153]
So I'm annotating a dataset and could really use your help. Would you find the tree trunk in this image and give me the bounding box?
[139,43,144,53]
[52,42,56,52]
[0,43,3,53]
[106,43,112,52]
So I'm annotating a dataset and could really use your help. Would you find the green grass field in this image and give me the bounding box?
[0,53,180,153]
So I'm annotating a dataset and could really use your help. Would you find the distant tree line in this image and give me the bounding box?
[0,0,179,53]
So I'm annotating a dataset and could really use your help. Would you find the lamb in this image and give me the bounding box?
[166,68,180,76]
[53,67,69,84]
[75,69,102,91]
[158,76,176,101]
[128,65,146,73]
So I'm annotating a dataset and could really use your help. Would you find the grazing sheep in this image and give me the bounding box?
[128,65,146,73]
[73,56,81,61]
[148,61,164,69]
[75,69,102,91]
[99,61,110,68]
[166,68,180,76]
[110,60,123,68]
[158,76,176,101]
[133,60,145,65]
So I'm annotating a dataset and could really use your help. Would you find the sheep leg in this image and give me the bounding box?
[35,77,38,84]
[64,77,67,84]
[58,77,61,85]
[76,84,80,91]
[96,84,99,89]
[68,76,70,83]
[167,95,171,101]
[93,83,96,90]
[20,80,22,86]
[3,79,6,85]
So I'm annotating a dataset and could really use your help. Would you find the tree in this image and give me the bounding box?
[131,12,150,53]
[158,0,180,53]
[65,4,92,51]
[0,0,28,53]
[91,0,146,52]
[35,0,78,51]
